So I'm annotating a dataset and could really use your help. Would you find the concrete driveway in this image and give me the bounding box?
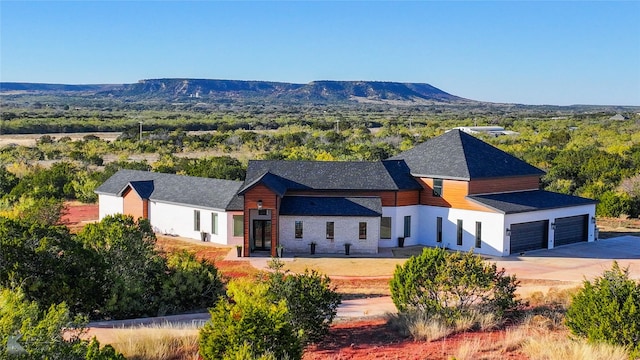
[492,235,640,282]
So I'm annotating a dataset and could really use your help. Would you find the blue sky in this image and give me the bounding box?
[1,1,639,106]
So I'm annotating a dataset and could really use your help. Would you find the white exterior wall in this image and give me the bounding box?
[505,204,596,255]
[149,201,232,245]
[380,205,421,248]
[226,211,244,247]
[418,206,506,257]
[98,194,123,219]
[279,215,379,254]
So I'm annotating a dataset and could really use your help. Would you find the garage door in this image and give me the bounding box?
[554,215,588,247]
[510,220,549,254]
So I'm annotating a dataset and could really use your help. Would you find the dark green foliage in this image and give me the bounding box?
[159,250,224,315]
[9,162,78,200]
[175,156,246,180]
[76,214,165,319]
[263,259,341,344]
[0,287,125,360]
[390,248,520,322]
[0,165,18,195]
[565,262,640,357]
[199,280,303,360]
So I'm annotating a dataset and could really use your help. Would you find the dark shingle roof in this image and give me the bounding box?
[239,160,422,194]
[95,169,243,211]
[388,130,545,180]
[467,190,597,214]
[279,196,382,216]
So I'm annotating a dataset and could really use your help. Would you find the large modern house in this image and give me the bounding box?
[96,130,597,257]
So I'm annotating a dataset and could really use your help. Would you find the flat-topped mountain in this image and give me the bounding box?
[1,78,469,105]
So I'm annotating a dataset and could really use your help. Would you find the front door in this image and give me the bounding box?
[253,220,272,251]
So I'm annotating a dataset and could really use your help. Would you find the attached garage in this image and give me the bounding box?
[554,215,588,247]
[510,220,549,254]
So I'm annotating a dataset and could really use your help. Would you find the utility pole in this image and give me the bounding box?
[139,121,143,142]
[335,119,340,132]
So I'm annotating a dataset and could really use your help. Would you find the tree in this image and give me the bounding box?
[565,262,640,358]
[262,259,341,344]
[0,287,125,359]
[199,279,303,360]
[390,248,520,322]
[76,214,165,319]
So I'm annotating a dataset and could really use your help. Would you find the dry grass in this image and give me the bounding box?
[520,332,629,360]
[110,323,199,360]
[453,338,482,360]
[386,311,499,342]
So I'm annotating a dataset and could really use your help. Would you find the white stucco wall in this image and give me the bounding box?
[418,206,506,257]
[279,215,380,254]
[98,194,123,219]
[505,204,596,255]
[380,205,421,248]
[149,201,232,245]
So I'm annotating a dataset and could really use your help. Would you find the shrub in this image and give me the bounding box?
[199,279,303,360]
[262,258,341,345]
[390,247,520,325]
[565,262,640,358]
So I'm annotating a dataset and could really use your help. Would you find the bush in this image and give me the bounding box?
[390,248,520,325]
[565,262,640,358]
[199,279,303,360]
[263,259,341,345]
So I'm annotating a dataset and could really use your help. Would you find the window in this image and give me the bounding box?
[457,219,463,246]
[194,210,201,231]
[380,217,392,239]
[436,217,443,243]
[211,213,218,235]
[295,221,303,238]
[326,222,334,240]
[233,215,244,237]
[433,178,443,197]
[475,221,482,248]
[258,209,267,216]
[359,222,367,240]
[404,216,411,238]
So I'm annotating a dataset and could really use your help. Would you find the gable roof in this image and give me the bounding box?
[279,196,382,216]
[467,190,597,214]
[239,160,422,194]
[388,129,545,180]
[95,169,243,211]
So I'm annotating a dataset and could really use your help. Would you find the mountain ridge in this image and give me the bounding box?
[0,78,469,105]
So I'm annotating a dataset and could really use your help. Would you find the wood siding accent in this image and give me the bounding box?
[285,190,418,206]
[122,187,147,220]
[418,178,494,212]
[468,176,540,195]
[243,184,279,257]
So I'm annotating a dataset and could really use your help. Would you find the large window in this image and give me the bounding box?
[295,221,303,238]
[326,222,334,240]
[194,210,201,231]
[211,213,218,235]
[436,217,443,243]
[475,221,482,248]
[433,178,443,197]
[404,216,411,238]
[380,217,392,239]
[233,215,244,237]
[359,222,367,240]
[457,219,463,246]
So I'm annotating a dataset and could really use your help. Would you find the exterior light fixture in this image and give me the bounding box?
[257,200,263,210]
[505,228,511,236]
[551,222,556,230]
[591,216,596,224]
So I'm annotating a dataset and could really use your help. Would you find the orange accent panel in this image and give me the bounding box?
[418,178,494,212]
[468,176,540,195]
[285,190,398,206]
[243,184,279,257]
[122,187,147,220]
[396,190,420,206]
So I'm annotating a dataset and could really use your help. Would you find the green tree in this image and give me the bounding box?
[262,259,341,345]
[390,248,520,322]
[0,287,125,359]
[565,262,640,358]
[199,279,303,360]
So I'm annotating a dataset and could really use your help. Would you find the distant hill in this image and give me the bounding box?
[0,79,469,105]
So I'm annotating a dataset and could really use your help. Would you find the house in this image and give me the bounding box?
[609,113,628,121]
[95,170,244,246]
[96,130,597,257]
[450,126,519,136]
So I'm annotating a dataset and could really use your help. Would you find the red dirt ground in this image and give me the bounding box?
[59,202,99,230]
